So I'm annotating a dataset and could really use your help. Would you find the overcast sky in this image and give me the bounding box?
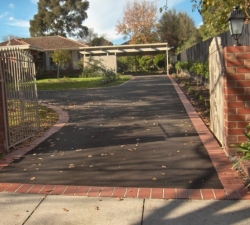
[0,0,202,44]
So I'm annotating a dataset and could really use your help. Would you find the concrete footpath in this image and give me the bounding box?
[1,192,250,225]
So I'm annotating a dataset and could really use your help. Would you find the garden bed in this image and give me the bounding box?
[172,74,210,127]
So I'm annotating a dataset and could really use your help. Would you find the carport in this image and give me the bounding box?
[80,43,173,74]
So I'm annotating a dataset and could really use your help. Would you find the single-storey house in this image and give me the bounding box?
[0,35,87,77]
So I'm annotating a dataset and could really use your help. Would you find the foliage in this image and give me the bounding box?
[191,0,250,36]
[91,37,113,46]
[157,9,202,54]
[102,69,120,84]
[232,127,250,168]
[78,28,98,45]
[116,0,158,44]
[138,56,155,72]
[117,57,130,73]
[190,61,209,78]
[154,54,165,69]
[175,61,192,71]
[198,24,219,41]
[79,56,119,83]
[30,0,89,38]
[50,50,71,79]
[80,56,105,78]
[175,61,209,78]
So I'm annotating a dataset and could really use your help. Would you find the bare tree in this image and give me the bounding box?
[115,0,158,44]
[1,34,21,42]
[78,28,98,45]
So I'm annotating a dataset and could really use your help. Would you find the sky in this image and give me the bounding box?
[0,0,203,45]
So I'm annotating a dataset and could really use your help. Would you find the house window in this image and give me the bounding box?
[49,57,57,70]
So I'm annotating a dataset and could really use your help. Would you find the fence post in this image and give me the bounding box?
[0,79,6,154]
[223,46,250,155]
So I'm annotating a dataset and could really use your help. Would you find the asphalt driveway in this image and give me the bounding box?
[0,75,223,189]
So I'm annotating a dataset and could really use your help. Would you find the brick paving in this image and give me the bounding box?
[0,75,248,200]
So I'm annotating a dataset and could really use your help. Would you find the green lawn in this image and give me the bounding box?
[36,76,131,90]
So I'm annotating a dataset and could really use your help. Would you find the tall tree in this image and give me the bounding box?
[157,9,201,53]
[192,0,249,35]
[91,36,113,46]
[115,0,158,44]
[30,0,89,38]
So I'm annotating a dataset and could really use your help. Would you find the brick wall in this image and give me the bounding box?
[0,81,6,154]
[224,46,250,154]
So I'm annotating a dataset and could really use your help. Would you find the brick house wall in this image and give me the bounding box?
[224,46,250,154]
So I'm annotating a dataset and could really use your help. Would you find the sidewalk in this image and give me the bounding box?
[1,192,250,225]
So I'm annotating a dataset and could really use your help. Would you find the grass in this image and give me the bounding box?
[36,76,131,90]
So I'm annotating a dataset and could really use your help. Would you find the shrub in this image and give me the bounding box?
[232,126,250,168]
[102,69,119,83]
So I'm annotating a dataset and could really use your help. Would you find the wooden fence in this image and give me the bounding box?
[174,24,250,63]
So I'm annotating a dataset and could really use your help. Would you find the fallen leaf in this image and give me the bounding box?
[189,180,193,184]
[36,168,39,171]
[162,173,166,175]
[109,153,114,156]
[88,155,93,158]
[93,206,99,210]
[120,145,125,148]
[38,158,43,161]
[90,165,94,168]
[76,149,82,152]
[68,164,75,168]
[116,197,123,201]
[128,149,133,152]
[152,177,157,181]
[162,165,167,168]
[30,177,35,180]
[63,208,69,212]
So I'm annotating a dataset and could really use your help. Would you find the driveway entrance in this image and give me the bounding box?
[0,75,223,189]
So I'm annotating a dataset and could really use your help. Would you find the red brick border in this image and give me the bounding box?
[0,78,248,200]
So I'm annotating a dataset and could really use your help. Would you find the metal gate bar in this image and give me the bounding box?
[0,48,40,150]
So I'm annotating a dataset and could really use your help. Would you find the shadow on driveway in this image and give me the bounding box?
[0,75,223,189]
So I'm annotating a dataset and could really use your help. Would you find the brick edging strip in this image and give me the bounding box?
[1,184,250,200]
[1,77,250,200]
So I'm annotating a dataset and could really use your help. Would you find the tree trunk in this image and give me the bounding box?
[57,63,60,79]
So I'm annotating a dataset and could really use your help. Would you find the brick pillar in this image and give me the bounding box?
[0,81,6,154]
[224,46,250,155]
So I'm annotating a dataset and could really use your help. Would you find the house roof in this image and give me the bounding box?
[0,36,87,51]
